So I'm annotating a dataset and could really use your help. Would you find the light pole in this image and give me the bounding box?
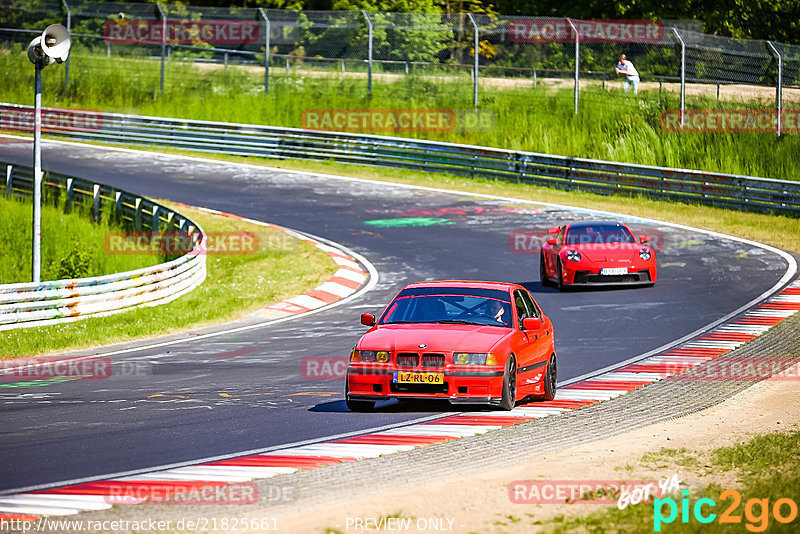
[27,24,71,283]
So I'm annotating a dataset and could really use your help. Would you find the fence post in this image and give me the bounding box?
[61,0,71,89]
[672,28,686,128]
[468,13,479,108]
[533,69,537,88]
[566,18,579,114]
[766,41,783,136]
[286,56,290,75]
[156,3,167,93]
[5,165,11,198]
[258,8,270,95]
[361,10,373,95]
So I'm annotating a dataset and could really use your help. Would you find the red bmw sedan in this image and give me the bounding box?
[345,281,557,412]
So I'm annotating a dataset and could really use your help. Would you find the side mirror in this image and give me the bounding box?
[522,317,543,330]
[639,235,650,244]
[546,237,557,245]
[547,226,560,235]
[360,313,375,327]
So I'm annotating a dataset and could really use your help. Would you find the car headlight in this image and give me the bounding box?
[639,248,652,260]
[353,350,390,363]
[454,353,498,365]
[566,249,581,262]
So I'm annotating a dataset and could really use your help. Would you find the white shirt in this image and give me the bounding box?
[617,60,639,77]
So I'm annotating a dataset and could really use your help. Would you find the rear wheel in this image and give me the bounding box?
[499,356,517,411]
[540,254,554,287]
[540,354,557,401]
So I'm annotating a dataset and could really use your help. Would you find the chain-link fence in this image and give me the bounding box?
[1,2,798,133]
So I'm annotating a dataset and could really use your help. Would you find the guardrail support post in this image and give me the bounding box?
[673,28,686,128]
[92,183,101,222]
[468,13,479,108]
[134,197,142,231]
[5,165,11,198]
[156,3,167,93]
[566,18,579,115]
[114,191,122,223]
[258,8,270,95]
[152,205,160,232]
[65,178,73,214]
[767,41,783,136]
[362,10,373,95]
[61,0,71,89]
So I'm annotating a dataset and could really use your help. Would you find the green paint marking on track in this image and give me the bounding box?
[364,217,455,228]
[0,376,84,388]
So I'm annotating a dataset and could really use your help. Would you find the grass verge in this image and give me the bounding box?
[544,430,800,533]
[0,201,338,359]
[0,195,160,284]
[1,50,798,181]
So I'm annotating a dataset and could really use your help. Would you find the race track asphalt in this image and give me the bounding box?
[0,139,790,492]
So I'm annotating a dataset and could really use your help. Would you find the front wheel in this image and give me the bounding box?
[556,259,565,291]
[499,356,517,411]
[346,396,375,412]
[540,354,557,401]
[345,377,375,412]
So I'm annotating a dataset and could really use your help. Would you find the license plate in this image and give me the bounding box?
[393,371,444,384]
[600,267,629,275]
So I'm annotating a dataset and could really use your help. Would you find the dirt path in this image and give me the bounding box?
[278,364,800,533]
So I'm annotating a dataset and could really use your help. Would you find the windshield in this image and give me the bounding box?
[380,294,512,328]
[565,224,635,245]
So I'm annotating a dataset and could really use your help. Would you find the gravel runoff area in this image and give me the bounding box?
[37,302,800,534]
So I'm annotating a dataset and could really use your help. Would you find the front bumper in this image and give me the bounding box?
[565,268,655,286]
[346,366,505,404]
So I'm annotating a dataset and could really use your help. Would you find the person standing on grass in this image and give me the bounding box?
[615,54,640,95]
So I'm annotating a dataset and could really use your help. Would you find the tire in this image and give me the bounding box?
[345,377,375,412]
[540,254,554,287]
[499,356,517,411]
[556,259,565,291]
[346,396,375,412]
[540,354,557,401]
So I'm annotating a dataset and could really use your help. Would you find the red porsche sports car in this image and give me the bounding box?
[540,221,657,290]
[345,281,557,412]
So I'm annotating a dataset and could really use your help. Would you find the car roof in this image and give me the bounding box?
[402,280,517,292]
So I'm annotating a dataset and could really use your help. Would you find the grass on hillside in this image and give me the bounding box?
[543,430,800,533]
[1,48,798,181]
[0,195,160,284]
[0,201,338,359]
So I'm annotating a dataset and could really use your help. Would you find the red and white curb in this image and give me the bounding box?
[2,280,797,520]
[185,205,369,320]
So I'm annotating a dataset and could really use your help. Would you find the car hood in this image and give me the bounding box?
[566,242,645,263]
[359,323,510,354]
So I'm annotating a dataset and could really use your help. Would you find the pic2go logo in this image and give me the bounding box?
[301,356,348,380]
[654,489,799,532]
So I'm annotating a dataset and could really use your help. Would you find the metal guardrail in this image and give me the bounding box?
[0,159,207,331]
[1,102,799,216]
